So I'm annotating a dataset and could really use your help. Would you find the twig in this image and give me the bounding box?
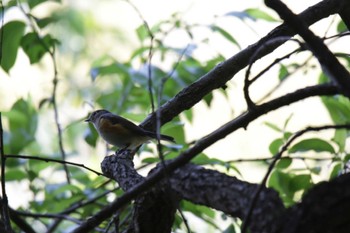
[250,48,302,84]
[15,210,82,225]
[8,208,36,233]
[324,31,350,40]
[104,212,119,233]
[155,45,189,163]
[243,37,301,109]
[140,0,344,132]
[241,124,350,233]
[17,0,71,184]
[124,0,156,113]
[226,155,336,164]
[5,154,104,176]
[178,208,191,233]
[0,113,13,232]
[0,1,13,231]
[46,188,117,233]
[265,0,350,97]
[256,51,314,104]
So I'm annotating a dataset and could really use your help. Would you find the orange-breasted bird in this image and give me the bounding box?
[85,109,174,152]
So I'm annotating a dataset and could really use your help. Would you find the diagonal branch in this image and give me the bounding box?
[140,0,345,131]
[265,0,350,97]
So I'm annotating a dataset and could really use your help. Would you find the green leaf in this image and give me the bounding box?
[142,157,159,164]
[21,32,58,64]
[264,122,282,132]
[344,154,350,163]
[28,0,61,9]
[329,162,342,179]
[192,153,223,166]
[84,124,98,147]
[36,17,57,28]
[4,99,38,154]
[4,0,17,7]
[337,21,347,33]
[203,93,213,106]
[160,118,186,145]
[333,129,347,152]
[175,57,206,85]
[182,200,215,218]
[136,24,149,42]
[223,224,236,233]
[278,64,289,81]
[289,174,312,192]
[0,21,26,72]
[182,109,193,122]
[283,132,292,140]
[283,114,293,130]
[210,25,240,48]
[244,8,278,22]
[310,166,321,175]
[90,62,129,81]
[268,169,294,206]
[321,95,350,124]
[276,158,292,169]
[289,138,335,154]
[269,138,284,155]
[5,168,27,181]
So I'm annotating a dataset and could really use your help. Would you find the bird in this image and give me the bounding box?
[85,109,174,152]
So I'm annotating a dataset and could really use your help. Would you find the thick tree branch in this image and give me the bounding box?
[277,173,350,233]
[339,1,350,30]
[101,153,180,233]
[265,0,350,98]
[140,0,345,131]
[73,83,339,233]
[168,163,284,232]
[102,156,284,233]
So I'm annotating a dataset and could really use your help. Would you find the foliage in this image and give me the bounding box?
[0,0,349,232]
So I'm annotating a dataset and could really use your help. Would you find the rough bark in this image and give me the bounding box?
[102,155,285,232]
[277,173,350,233]
[101,154,350,233]
[101,153,180,233]
[166,163,285,232]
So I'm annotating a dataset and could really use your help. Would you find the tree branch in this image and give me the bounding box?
[0,113,13,233]
[5,154,103,176]
[338,0,350,30]
[168,163,284,232]
[277,172,350,233]
[265,0,350,98]
[140,0,345,131]
[73,83,339,233]
[242,124,350,233]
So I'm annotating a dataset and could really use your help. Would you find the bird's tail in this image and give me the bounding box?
[145,131,175,142]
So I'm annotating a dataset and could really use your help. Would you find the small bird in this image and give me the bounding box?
[85,109,174,152]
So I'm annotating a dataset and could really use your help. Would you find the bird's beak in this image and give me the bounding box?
[85,117,91,123]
